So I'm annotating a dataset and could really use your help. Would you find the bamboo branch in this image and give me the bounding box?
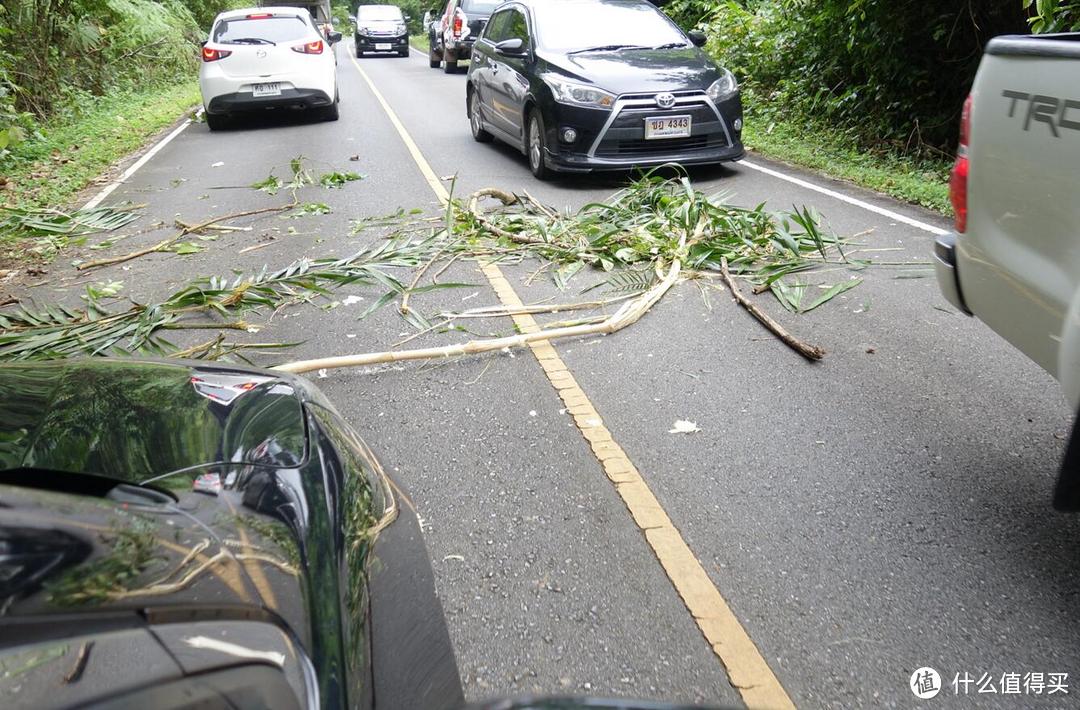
[77,202,295,270]
[273,260,681,374]
[720,257,825,361]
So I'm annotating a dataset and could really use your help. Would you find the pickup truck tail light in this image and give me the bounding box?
[950,93,972,233]
[453,11,465,36]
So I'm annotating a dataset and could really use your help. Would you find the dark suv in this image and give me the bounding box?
[354,4,409,57]
[427,0,500,73]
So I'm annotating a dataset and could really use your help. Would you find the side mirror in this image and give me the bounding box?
[688,30,707,47]
[200,40,207,47]
[494,37,526,56]
[328,31,343,44]
[403,14,411,21]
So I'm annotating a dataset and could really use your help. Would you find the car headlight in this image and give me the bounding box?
[357,27,369,36]
[395,23,407,34]
[545,76,615,109]
[707,70,738,103]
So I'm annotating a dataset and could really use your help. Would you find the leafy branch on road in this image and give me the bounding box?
[0,172,872,366]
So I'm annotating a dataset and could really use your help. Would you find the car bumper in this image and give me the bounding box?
[355,34,408,51]
[933,233,972,314]
[541,92,744,172]
[206,87,334,115]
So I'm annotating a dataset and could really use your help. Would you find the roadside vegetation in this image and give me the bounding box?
[0,0,242,228]
[665,0,1077,213]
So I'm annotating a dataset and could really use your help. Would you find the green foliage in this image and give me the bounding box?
[1026,0,1080,32]
[0,0,240,175]
[668,0,1028,152]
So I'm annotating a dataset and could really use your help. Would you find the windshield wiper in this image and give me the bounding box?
[651,42,689,49]
[226,37,277,45]
[567,44,649,55]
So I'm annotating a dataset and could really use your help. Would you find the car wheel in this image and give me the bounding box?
[527,109,551,180]
[443,48,457,74]
[205,112,229,131]
[469,90,492,143]
[429,39,440,68]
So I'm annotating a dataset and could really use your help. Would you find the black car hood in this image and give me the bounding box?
[540,47,722,96]
[357,19,404,29]
[0,358,308,480]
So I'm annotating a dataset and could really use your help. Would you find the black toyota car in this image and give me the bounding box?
[354,4,410,57]
[0,359,461,709]
[465,0,744,178]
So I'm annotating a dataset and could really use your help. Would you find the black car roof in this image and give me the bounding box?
[0,358,311,484]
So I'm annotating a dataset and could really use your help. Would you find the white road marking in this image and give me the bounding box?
[738,158,950,236]
[82,118,193,210]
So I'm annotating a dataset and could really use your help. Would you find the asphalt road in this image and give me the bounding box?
[31,40,1080,708]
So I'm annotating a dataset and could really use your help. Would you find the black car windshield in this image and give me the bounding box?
[534,1,687,52]
[356,5,403,20]
[212,16,310,43]
[462,0,500,14]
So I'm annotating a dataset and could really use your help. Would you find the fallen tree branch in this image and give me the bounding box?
[77,202,295,270]
[273,259,681,374]
[720,257,825,361]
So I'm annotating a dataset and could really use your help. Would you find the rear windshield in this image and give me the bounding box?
[356,5,403,20]
[462,0,500,15]
[212,15,311,44]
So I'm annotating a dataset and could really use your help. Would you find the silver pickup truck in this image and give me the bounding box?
[934,33,1080,508]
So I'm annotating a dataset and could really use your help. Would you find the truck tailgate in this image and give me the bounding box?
[959,35,1080,378]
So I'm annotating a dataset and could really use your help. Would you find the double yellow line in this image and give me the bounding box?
[346,48,795,710]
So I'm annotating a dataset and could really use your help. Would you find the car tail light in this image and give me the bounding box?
[202,46,232,62]
[453,11,464,36]
[950,93,972,233]
[246,13,273,19]
[292,40,324,54]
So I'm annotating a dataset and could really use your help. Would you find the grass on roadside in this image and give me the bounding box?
[741,112,952,215]
[410,33,429,52]
[1,81,200,217]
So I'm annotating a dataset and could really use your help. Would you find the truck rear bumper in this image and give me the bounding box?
[934,233,972,315]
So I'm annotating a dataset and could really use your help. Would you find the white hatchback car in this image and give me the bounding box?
[199,7,342,130]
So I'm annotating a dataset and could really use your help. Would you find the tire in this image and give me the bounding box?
[429,39,441,68]
[469,89,492,143]
[526,109,551,180]
[205,112,229,131]
[443,48,457,74]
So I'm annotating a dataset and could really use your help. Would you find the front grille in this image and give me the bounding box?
[593,102,731,158]
[596,135,724,157]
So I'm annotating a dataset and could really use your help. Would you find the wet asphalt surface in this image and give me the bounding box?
[20,40,1080,708]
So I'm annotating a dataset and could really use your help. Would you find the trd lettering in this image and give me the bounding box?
[1003,90,1080,136]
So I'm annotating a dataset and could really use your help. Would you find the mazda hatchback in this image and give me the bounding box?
[200,7,342,130]
[466,0,744,178]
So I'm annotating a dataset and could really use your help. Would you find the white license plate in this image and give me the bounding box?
[252,82,281,98]
[375,43,392,50]
[645,115,692,140]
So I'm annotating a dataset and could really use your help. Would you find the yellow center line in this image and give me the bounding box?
[347,48,795,710]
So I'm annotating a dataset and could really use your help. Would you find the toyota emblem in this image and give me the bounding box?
[655,92,676,109]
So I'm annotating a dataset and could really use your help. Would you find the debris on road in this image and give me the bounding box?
[668,420,701,434]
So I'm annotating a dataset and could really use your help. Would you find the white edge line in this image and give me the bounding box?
[737,157,950,236]
[82,118,193,210]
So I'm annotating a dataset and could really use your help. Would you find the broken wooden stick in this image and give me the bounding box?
[77,202,296,270]
[273,259,680,374]
[720,257,825,361]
